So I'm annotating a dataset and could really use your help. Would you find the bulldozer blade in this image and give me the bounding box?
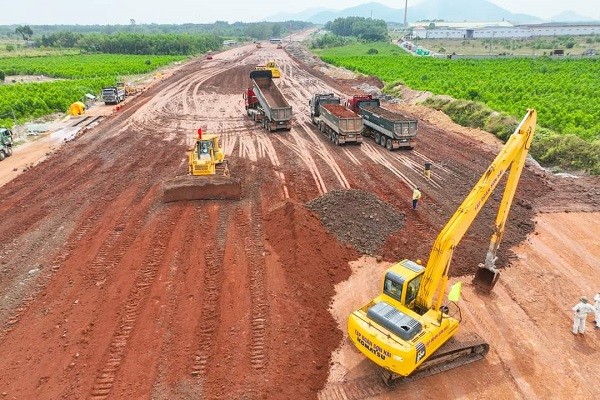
[163,175,242,202]
[472,266,500,293]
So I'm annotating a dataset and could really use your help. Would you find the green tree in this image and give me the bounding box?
[0,70,5,82]
[15,25,33,40]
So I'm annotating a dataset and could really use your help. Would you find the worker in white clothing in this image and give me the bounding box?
[572,296,596,335]
[594,292,600,329]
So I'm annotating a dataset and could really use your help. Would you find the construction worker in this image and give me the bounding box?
[594,292,600,329]
[412,187,422,210]
[572,296,596,335]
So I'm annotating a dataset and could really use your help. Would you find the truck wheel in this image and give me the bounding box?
[374,132,381,144]
[334,135,339,146]
[0,151,5,161]
[6,147,13,156]
[386,138,393,151]
[380,135,387,147]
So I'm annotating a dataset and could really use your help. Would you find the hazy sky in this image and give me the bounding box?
[2,0,598,25]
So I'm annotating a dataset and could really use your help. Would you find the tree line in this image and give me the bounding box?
[324,17,388,42]
[2,21,313,54]
[43,33,224,55]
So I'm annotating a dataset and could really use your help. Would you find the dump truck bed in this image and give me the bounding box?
[251,73,292,122]
[320,104,363,135]
[360,106,418,140]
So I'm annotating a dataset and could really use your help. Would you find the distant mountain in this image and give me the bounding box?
[410,0,542,24]
[265,0,544,25]
[549,11,596,23]
[265,7,332,23]
[306,2,404,24]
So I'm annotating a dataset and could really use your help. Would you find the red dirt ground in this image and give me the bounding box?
[0,42,599,400]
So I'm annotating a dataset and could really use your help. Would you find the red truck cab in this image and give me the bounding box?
[346,94,376,113]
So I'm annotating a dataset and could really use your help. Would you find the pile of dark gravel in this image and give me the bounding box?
[306,189,405,255]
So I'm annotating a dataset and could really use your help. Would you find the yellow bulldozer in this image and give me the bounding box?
[255,61,281,78]
[163,129,241,202]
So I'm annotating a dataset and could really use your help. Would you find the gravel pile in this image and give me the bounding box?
[306,189,405,254]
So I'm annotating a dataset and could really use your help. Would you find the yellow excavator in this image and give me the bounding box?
[348,110,537,386]
[163,129,241,202]
[255,61,281,78]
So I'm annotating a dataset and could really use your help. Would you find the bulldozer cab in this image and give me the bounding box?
[197,139,213,160]
[188,134,225,176]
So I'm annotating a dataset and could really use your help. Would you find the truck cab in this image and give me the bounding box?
[309,93,340,123]
[346,95,380,114]
[0,128,14,161]
[102,85,126,105]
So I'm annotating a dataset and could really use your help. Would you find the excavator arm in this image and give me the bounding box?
[417,109,536,311]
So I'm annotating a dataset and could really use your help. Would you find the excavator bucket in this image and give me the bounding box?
[472,266,500,293]
[162,174,241,202]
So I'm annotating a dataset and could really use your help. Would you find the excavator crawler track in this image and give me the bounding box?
[380,331,489,387]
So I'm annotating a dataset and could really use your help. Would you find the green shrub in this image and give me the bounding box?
[0,70,4,82]
[367,48,379,55]
[531,133,600,174]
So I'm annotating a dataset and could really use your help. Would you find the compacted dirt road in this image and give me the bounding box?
[0,42,599,400]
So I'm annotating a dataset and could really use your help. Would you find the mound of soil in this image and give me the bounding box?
[306,189,405,254]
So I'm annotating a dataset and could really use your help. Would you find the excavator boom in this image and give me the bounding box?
[348,110,537,385]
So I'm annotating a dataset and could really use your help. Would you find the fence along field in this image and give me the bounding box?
[316,43,600,142]
[0,54,186,127]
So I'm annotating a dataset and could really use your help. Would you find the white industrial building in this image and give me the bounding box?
[411,22,600,39]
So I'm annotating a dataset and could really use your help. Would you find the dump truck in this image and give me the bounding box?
[0,128,14,161]
[244,70,292,132]
[347,95,418,150]
[309,93,363,145]
[102,84,126,105]
[163,129,241,202]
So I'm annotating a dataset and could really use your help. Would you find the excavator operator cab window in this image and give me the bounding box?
[405,275,422,306]
[384,276,404,301]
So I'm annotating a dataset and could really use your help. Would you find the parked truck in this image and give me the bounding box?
[102,83,126,105]
[309,93,363,145]
[0,128,14,161]
[347,95,418,150]
[243,70,292,132]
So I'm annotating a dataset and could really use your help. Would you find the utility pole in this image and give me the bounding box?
[404,0,408,29]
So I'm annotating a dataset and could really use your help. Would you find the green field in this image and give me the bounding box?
[315,43,599,141]
[0,54,186,127]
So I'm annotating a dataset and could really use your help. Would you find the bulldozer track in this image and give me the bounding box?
[190,205,230,377]
[237,200,270,371]
[88,205,186,399]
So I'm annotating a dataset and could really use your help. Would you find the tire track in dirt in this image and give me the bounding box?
[318,374,387,400]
